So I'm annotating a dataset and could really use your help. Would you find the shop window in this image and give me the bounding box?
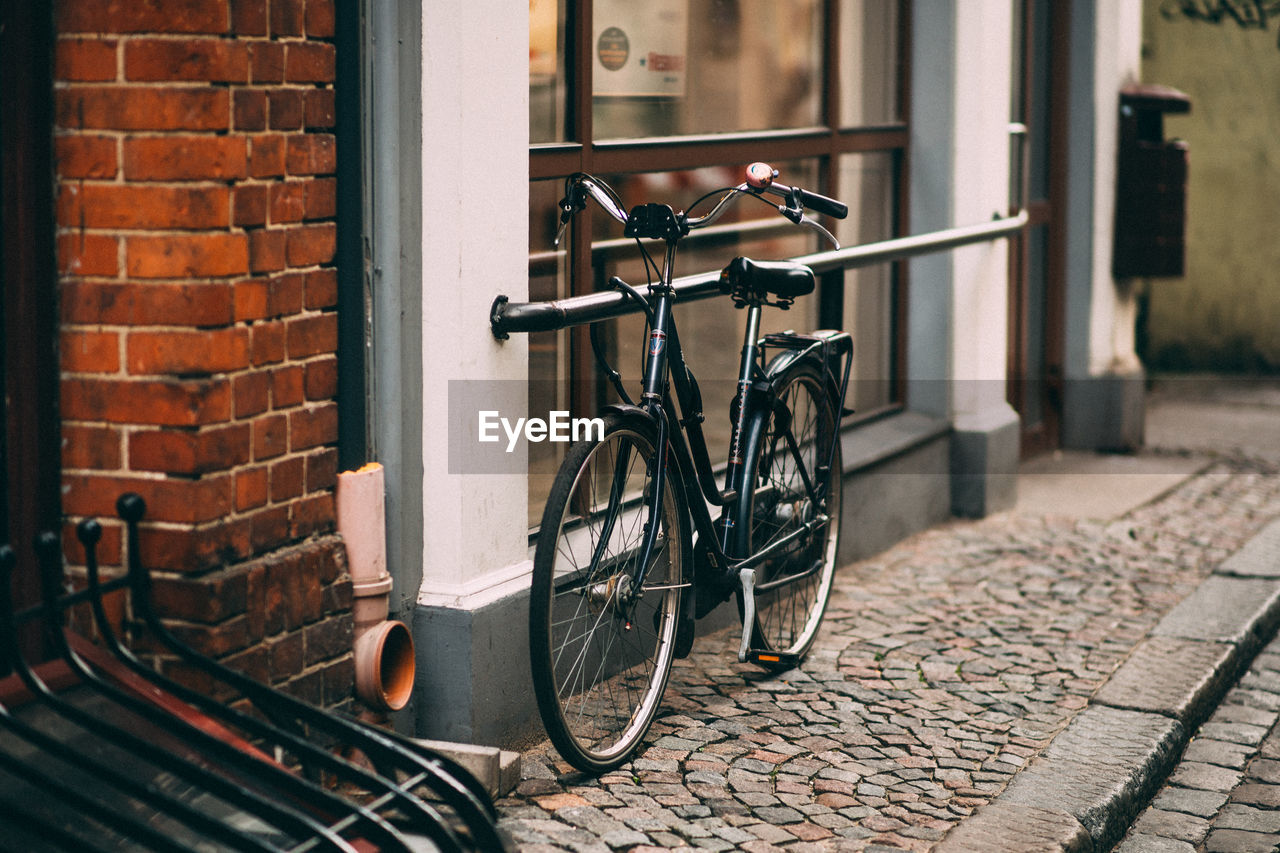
[528,0,908,529]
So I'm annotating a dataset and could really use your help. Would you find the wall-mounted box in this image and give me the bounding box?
[1113,83,1190,279]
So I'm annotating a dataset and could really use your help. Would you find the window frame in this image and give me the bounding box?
[530,0,914,448]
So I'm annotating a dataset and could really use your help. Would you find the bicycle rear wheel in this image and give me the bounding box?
[529,413,687,773]
[735,360,842,666]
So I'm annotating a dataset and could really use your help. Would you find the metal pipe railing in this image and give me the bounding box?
[492,124,1030,338]
[490,209,1027,338]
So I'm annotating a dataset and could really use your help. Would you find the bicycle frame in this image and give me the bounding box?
[618,237,851,605]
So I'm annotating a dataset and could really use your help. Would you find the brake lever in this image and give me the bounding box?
[799,214,840,249]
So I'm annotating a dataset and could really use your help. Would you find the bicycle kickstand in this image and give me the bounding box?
[736,568,800,669]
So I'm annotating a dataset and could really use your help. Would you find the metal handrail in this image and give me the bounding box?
[490,209,1028,338]
[495,122,1030,338]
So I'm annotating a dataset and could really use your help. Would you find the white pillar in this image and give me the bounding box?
[417,1,530,607]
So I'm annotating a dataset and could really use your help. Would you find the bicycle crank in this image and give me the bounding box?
[736,568,801,668]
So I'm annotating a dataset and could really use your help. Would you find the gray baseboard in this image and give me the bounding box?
[1062,367,1147,452]
[950,405,1021,519]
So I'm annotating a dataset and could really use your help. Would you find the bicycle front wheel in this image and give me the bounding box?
[735,360,842,666]
[529,414,687,773]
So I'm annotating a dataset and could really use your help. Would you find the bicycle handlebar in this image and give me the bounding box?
[556,163,848,245]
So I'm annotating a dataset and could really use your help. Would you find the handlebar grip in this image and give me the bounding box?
[796,187,848,220]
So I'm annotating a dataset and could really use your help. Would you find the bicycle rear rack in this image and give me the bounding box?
[0,494,510,852]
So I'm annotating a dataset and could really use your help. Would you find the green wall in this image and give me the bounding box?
[1139,1,1280,372]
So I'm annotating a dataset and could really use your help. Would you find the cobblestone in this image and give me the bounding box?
[499,457,1280,850]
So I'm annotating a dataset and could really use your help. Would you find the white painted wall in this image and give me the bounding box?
[1086,0,1144,377]
[950,0,1014,422]
[417,1,532,609]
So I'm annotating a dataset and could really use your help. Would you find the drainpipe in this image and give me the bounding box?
[335,463,415,711]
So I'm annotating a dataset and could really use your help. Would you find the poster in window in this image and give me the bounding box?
[593,0,688,98]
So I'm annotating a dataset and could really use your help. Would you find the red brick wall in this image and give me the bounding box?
[54,0,353,708]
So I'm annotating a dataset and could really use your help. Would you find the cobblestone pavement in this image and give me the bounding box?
[1117,634,1280,853]
[497,453,1280,851]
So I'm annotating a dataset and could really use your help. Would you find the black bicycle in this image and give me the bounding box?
[512,164,853,773]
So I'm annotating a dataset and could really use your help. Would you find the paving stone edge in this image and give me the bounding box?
[934,518,1280,853]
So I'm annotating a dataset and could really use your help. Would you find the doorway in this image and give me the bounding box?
[1008,0,1068,456]
[2,0,61,652]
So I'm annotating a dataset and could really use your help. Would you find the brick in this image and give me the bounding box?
[58,232,119,276]
[269,273,304,316]
[270,456,305,502]
[55,134,118,179]
[266,552,306,630]
[304,356,338,401]
[303,89,335,129]
[285,133,335,175]
[58,0,231,35]
[306,0,336,38]
[56,39,118,82]
[234,278,270,322]
[286,312,337,358]
[291,492,334,538]
[151,566,249,623]
[61,424,123,470]
[128,423,251,474]
[269,631,305,681]
[253,413,288,460]
[289,403,338,450]
[233,371,271,417]
[123,136,247,181]
[322,655,355,709]
[285,43,335,83]
[304,614,351,666]
[233,184,268,227]
[59,183,231,230]
[235,466,269,511]
[126,232,248,278]
[304,269,337,309]
[270,0,305,36]
[170,617,250,658]
[143,519,252,573]
[233,88,267,131]
[272,364,304,408]
[249,134,286,178]
[230,0,267,35]
[61,281,233,327]
[250,321,285,365]
[124,39,249,82]
[268,89,303,130]
[304,177,336,221]
[248,41,285,83]
[286,222,336,266]
[306,448,338,492]
[269,182,306,223]
[248,228,287,273]
[63,472,232,524]
[57,86,230,132]
[61,329,120,373]
[61,376,230,426]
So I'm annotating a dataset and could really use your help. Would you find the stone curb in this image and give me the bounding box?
[935,518,1280,853]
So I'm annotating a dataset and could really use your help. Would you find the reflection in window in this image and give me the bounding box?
[840,0,900,126]
[530,0,567,143]
[592,0,822,139]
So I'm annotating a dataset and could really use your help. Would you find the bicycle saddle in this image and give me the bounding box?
[720,256,815,300]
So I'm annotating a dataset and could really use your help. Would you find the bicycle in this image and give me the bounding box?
[516,163,853,773]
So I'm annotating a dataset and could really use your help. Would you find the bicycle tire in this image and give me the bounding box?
[529,412,688,773]
[733,359,842,667]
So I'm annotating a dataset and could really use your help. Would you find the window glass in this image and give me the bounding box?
[840,0,900,126]
[530,0,568,143]
[528,180,570,524]
[592,0,823,139]
[836,152,896,412]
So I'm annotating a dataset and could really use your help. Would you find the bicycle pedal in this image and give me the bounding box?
[744,649,801,669]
